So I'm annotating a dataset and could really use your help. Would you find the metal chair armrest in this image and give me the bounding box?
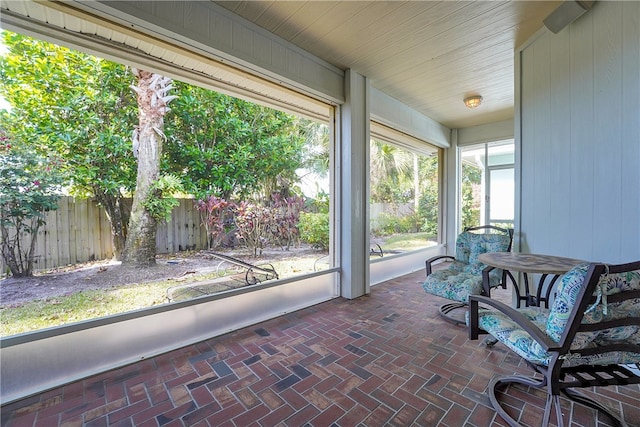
[425,255,456,276]
[481,265,497,296]
[468,295,559,351]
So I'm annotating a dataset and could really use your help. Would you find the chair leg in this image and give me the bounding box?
[542,394,564,427]
[562,388,629,427]
[488,375,549,427]
[439,303,498,348]
[490,375,632,427]
[483,335,498,347]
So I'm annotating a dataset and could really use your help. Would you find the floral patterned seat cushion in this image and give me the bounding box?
[474,307,551,364]
[424,270,489,302]
[474,263,640,367]
[423,231,511,302]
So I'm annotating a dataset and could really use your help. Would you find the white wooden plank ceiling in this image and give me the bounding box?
[214,1,562,129]
[1,0,563,129]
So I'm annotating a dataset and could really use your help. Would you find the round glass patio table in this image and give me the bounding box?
[478,252,585,308]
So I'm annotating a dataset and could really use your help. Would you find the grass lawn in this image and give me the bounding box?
[381,232,436,251]
[0,257,323,336]
[1,283,169,336]
[1,234,434,336]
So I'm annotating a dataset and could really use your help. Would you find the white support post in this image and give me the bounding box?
[340,70,370,299]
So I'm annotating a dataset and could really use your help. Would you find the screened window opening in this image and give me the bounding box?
[369,135,440,255]
[460,140,514,231]
[0,30,333,337]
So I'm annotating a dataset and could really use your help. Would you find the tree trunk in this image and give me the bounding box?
[95,190,129,260]
[413,153,420,212]
[121,70,174,266]
[0,211,22,276]
[0,212,41,277]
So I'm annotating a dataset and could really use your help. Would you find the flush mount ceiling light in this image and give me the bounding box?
[464,95,483,109]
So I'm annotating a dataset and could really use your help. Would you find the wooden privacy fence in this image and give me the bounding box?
[1,197,207,273]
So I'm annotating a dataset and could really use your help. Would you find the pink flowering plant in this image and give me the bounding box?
[195,195,234,249]
[0,130,64,277]
[269,193,304,251]
[234,201,274,257]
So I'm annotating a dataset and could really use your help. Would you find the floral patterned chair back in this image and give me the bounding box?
[423,225,513,324]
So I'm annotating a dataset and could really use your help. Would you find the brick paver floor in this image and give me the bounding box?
[2,270,639,426]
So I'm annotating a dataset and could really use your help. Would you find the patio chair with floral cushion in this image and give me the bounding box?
[469,260,640,427]
[423,225,513,324]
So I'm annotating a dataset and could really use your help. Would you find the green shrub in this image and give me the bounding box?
[372,212,422,236]
[371,212,397,236]
[143,174,184,223]
[0,132,64,277]
[305,191,329,214]
[398,212,422,233]
[298,212,329,250]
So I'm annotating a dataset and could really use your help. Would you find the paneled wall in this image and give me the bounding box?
[517,2,639,263]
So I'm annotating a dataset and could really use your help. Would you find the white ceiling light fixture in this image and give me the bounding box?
[464,95,483,109]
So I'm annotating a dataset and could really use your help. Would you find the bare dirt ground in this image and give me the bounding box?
[0,247,324,307]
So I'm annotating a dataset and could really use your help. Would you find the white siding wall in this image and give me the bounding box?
[370,88,450,148]
[457,119,514,147]
[517,2,639,263]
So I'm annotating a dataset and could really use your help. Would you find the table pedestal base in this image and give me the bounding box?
[511,271,563,308]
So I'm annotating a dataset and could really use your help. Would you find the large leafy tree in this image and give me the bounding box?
[164,83,307,201]
[370,140,413,204]
[370,139,440,235]
[1,30,313,263]
[297,119,330,198]
[461,160,482,229]
[417,154,439,235]
[0,31,137,258]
